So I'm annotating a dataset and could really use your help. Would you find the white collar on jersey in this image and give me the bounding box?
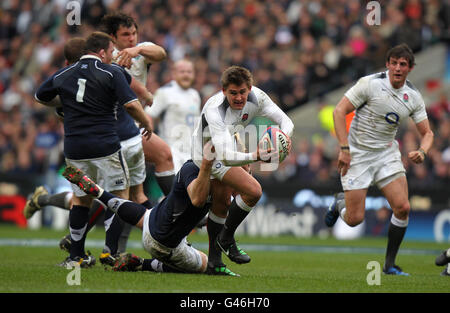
[80,54,102,62]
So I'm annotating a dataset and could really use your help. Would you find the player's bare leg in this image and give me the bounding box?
[142,134,175,195]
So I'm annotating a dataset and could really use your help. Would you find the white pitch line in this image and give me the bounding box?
[0,238,442,256]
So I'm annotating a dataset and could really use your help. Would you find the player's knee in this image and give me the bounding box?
[394,201,410,220]
[147,147,172,165]
[243,183,262,206]
[346,212,365,227]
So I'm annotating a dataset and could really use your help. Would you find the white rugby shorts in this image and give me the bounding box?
[341,140,406,191]
[120,134,146,187]
[65,149,129,197]
[142,209,204,273]
[193,158,230,181]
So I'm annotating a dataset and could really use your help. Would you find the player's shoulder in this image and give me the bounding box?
[249,86,269,104]
[204,90,225,108]
[361,71,386,84]
[404,79,421,95]
[87,59,121,78]
[404,79,424,103]
[100,62,124,74]
[188,86,201,99]
[110,62,126,73]
[51,62,79,80]
[159,80,176,90]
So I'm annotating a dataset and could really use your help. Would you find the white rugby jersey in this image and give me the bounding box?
[345,71,427,150]
[112,42,155,85]
[192,86,294,166]
[146,80,201,156]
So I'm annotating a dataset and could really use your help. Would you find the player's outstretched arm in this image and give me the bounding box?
[186,141,215,208]
[130,77,153,107]
[124,100,153,140]
[117,44,167,67]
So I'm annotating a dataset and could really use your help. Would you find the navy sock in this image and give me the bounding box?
[155,173,175,195]
[140,199,153,209]
[69,205,89,259]
[206,214,224,266]
[221,199,249,242]
[116,202,147,226]
[384,222,407,270]
[103,209,123,255]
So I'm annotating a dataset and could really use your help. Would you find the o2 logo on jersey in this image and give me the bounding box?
[384,112,399,125]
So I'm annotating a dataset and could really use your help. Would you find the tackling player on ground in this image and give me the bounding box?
[62,141,217,275]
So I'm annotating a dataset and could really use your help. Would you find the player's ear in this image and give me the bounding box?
[99,49,105,59]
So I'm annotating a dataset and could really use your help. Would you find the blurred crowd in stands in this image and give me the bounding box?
[0,0,449,192]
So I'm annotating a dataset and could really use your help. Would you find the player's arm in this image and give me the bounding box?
[124,100,153,140]
[113,69,153,139]
[408,119,434,164]
[137,43,166,64]
[258,89,294,138]
[35,95,62,107]
[130,77,153,106]
[35,75,59,106]
[333,96,355,176]
[112,63,153,107]
[117,43,166,67]
[186,141,215,207]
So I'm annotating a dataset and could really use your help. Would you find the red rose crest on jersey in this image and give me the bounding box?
[241,113,249,121]
[403,93,409,102]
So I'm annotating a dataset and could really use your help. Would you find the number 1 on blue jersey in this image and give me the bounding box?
[76,78,86,102]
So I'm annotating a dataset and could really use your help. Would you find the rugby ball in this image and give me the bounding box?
[260,126,290,163]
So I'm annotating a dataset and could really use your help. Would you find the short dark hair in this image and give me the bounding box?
[220,66,253,89]
[386,43,415,67]
[100,11,138,36]
[64,37,86,64]
[85,32,112,54]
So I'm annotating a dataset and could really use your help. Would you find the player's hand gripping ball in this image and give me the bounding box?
[259,126,290,163]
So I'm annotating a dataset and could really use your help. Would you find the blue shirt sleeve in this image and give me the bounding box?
[111,63,132,84]
[111,68,137,106]
[35,75,58,102]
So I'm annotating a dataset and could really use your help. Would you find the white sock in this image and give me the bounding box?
[339,208,347,220]
[151,259,164,272]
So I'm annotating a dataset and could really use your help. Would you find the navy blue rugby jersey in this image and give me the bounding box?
[110,63,140,141]
[149,160,210,248]
[35,55,138,159]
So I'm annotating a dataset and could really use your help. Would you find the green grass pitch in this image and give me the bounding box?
[0,225,449,294]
